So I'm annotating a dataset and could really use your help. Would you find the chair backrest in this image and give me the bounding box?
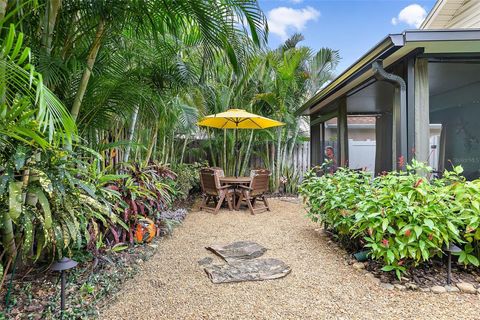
[249,169,270,196]
[210,167,225,178]
[200,168,219,196]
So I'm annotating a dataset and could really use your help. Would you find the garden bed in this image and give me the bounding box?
[300,162,480,292]
[0,209,188,319]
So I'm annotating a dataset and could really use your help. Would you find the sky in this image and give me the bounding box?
[258,0,437,74]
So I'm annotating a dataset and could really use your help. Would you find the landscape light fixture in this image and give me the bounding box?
[51,257,78,318]
[443,243,461,285]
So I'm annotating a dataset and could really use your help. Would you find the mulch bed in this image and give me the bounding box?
[0,202,193,320]
[0,242,159,319]
[364,259,480,288]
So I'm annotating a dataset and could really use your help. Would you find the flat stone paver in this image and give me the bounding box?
[101,198,480,320]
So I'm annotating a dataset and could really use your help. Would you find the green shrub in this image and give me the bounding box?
[300,161,480,278]
[300,167,371,244]
[171,162,206,201]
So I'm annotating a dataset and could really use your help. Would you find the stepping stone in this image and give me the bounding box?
[204,258,291,284]
[207,241,267,263]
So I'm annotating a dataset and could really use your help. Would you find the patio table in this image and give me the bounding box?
[219,176,251,209]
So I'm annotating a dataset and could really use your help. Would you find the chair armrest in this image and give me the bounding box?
[218,184,232,189]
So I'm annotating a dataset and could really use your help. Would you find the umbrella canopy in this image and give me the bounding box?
[198,109,284,177]
[197,109,284,129]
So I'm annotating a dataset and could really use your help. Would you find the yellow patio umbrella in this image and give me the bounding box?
[197,108,285,176]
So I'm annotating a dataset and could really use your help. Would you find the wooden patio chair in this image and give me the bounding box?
[235,169,271,214]
[199,168,233,214]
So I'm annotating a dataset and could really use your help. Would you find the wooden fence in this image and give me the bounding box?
[183,140,311,181]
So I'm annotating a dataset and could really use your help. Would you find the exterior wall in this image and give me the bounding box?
[422,0,480,29]
[446,1,480,28]
[325,128,375,142]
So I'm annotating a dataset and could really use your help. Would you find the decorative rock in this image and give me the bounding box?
[135,259,144,264]
[352,262,365,270]
[445,285,460,293]
[431,286,447,294]
[405,283,418,291]
[419,287,431,292]
[365,273,381,285]
[394,284,406,291]
[380,283,394,290]
[475,276,480,283]
[456,282,477,294]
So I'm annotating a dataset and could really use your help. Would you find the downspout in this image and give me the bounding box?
[372,59,407,170]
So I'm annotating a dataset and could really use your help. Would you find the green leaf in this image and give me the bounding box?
[423,219,434,230]
[8,181,23,222]
[111,243,129,252]
[12,146,27,170]
[382,218,389,231]
[381,265,395,272]
[30,187,52,229]
[467,254,479,266]
[414,226,423,238]
[387,250,395,263]
[447,221,458,235]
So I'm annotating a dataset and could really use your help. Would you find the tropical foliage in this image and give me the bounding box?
[301,161,480,277]
[0,2,341,311]
[0,0,282,287]
[300,161,480,279]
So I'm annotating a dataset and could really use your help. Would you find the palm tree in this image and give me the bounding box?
[254,34,339,191]
[0,23,76,261]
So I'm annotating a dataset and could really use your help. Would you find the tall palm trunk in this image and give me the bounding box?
[144,124,158,165]
[169,131,175,164]
[41,0,62,55]
[70,18,105,121]
[180,135,189,164]
[2,211,16,261]
[288,122,300,165]
[124,105,139,163]
[240,130,254,175]
[161,134,166,163]
[275,127,282,192]
[207,128,216,167]
[281,135,288,173]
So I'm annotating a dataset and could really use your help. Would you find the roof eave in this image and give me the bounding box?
[297,29,480,117]
[295,33,405,116]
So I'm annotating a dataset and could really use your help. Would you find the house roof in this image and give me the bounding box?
[295,29,480,116]
[421,0,476,29]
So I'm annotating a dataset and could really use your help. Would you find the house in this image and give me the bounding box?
[296,0,480,179]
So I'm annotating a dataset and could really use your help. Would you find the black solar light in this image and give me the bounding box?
[51,257,78,318]
[443,243,461,285]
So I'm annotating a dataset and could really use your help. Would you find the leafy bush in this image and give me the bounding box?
[105,162,177,245]
[301,167,371,247]
[300,161,480,278]
[171,162,205,200]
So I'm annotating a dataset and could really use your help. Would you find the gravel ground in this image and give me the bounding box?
[101,198,480,320]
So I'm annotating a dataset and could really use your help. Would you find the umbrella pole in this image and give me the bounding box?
[234,127,239,177]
